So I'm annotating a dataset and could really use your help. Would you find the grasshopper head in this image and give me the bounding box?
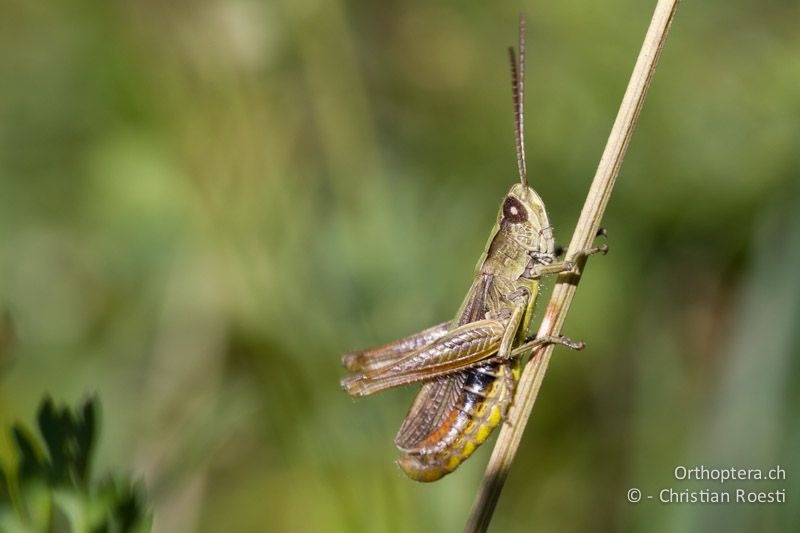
[488,17,554,261]
[500,20,553,256]
[496,182,554,254]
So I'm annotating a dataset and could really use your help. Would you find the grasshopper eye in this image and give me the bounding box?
[502,196,528,223]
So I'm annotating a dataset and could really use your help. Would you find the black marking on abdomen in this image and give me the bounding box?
[466,366,497,389]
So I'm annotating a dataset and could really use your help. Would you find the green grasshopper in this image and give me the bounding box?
[341,17,607,482]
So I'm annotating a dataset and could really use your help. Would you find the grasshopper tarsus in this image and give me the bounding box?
[555,229,606,261]
[574,243,609,260]
[517,333,586,354]
[578,227,610,257]
[539,334,585,351]
[557,335,586,351]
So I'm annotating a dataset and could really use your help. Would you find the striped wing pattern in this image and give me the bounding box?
[383,321,504,376]
[341,321,451,373]
[340,320,504,397]
[394,373,468,452]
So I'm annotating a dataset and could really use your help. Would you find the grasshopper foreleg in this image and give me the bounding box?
[554,227,608,259]
[528,239,609,278]
[568,227,610,262]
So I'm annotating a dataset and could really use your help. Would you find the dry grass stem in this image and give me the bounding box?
[465,1,680,531]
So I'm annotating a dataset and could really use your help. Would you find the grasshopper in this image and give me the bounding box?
[340,17,607,482]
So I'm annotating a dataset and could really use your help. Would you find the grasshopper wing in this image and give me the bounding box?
[341,321,451,373]
[341,319,504,397]
[394,374,467,452]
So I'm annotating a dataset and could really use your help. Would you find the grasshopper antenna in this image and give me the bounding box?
[509,15,527,186]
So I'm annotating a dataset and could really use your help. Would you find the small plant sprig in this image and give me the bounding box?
[465,1,680,531]
[0,396,151,532]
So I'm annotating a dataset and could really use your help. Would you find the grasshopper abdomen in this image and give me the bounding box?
[396,361,519,482]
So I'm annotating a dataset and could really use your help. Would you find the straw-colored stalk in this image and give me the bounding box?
[465,1,680,531]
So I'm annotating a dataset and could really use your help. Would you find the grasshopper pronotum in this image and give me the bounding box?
[341,16,607,482]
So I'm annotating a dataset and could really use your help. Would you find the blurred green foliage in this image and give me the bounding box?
[1,0,799,532]
[0,397,150,532]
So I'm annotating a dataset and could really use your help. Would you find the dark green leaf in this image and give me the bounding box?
[3,396,149,532]
[12,425,45,483]
[37,396,97,487]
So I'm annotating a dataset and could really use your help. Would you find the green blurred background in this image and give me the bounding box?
[1,0,799,531]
